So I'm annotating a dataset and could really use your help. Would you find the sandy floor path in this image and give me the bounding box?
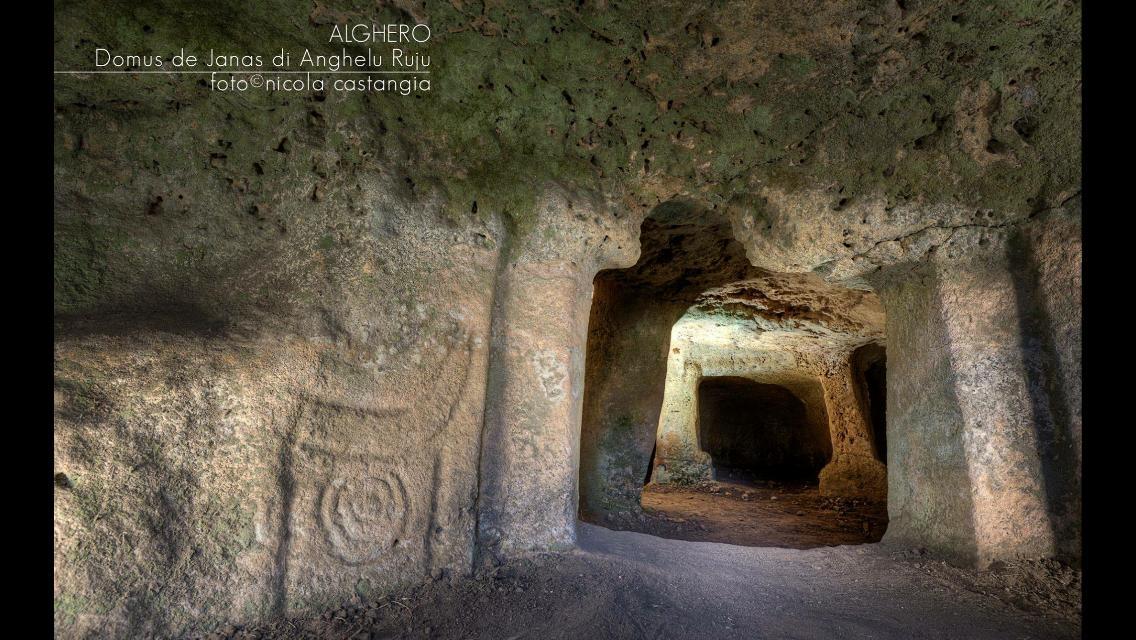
[222,521,1080,640]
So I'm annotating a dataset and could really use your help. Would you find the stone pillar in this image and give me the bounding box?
[476,259,591,555]
[1011,208,1081,560]
[817,356,887,500]
[650,353,710,484]
[475,190,640,559]
[875,219,1077,566]
[939,253,1056,565]
[578,292,688,517]
[876,258,982,564]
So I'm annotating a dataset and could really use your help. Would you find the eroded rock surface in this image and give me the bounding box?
[54,0,1080,637]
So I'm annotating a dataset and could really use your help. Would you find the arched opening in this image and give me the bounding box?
[577,201,759,524]
[578,201,888,549]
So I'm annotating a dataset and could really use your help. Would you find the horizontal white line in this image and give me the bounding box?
[54,70,429,74]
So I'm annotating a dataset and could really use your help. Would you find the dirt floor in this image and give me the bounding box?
[206,523,1081,640]
[590,480,888,548]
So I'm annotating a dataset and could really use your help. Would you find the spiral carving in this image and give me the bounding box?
[318,470,409,565]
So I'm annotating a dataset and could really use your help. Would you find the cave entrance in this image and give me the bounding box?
[576,200,888,550]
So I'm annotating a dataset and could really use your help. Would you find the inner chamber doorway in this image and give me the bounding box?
[696,377,831,483]
[577,201,888,549]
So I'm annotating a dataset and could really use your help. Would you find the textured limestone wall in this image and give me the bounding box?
[579,203,890,517]
[816,358,888,500]
[55,191,502,636]
[652,349,711,484]
[872,202,1081,567]
[53,191,1080,638]
[577,204,764,518]
[1013,208,1082,562]
[648,324,886,500]
[578,287,688,519]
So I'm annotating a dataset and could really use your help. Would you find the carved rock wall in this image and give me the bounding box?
[871,203,1081,566]
[55,191,1081,639]
[53,0,1081,630]
[647,309,886,502]
[54,193,501,637]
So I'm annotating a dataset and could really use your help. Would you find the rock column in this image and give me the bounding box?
[874,215,1080,565]
[650,353,711,484]
[476,191,640,558]
[817,356,887,500]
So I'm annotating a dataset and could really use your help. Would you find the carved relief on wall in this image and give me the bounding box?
[285,332,480,575]
[318,468,410,565]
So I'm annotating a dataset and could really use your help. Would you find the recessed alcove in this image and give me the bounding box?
[696,376,831,483]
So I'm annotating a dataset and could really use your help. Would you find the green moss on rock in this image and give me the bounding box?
[53,0,1080,309]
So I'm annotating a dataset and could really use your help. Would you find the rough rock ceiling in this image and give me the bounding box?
[598,201,762,296]
[599,199,883,349]
[693,274,884,343]
[54,0,1080,320]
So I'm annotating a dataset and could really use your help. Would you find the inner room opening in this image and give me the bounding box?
[696,377,831,483]
[578,200,889,549]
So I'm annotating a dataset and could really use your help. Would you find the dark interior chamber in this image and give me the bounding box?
[697,377,832,481]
